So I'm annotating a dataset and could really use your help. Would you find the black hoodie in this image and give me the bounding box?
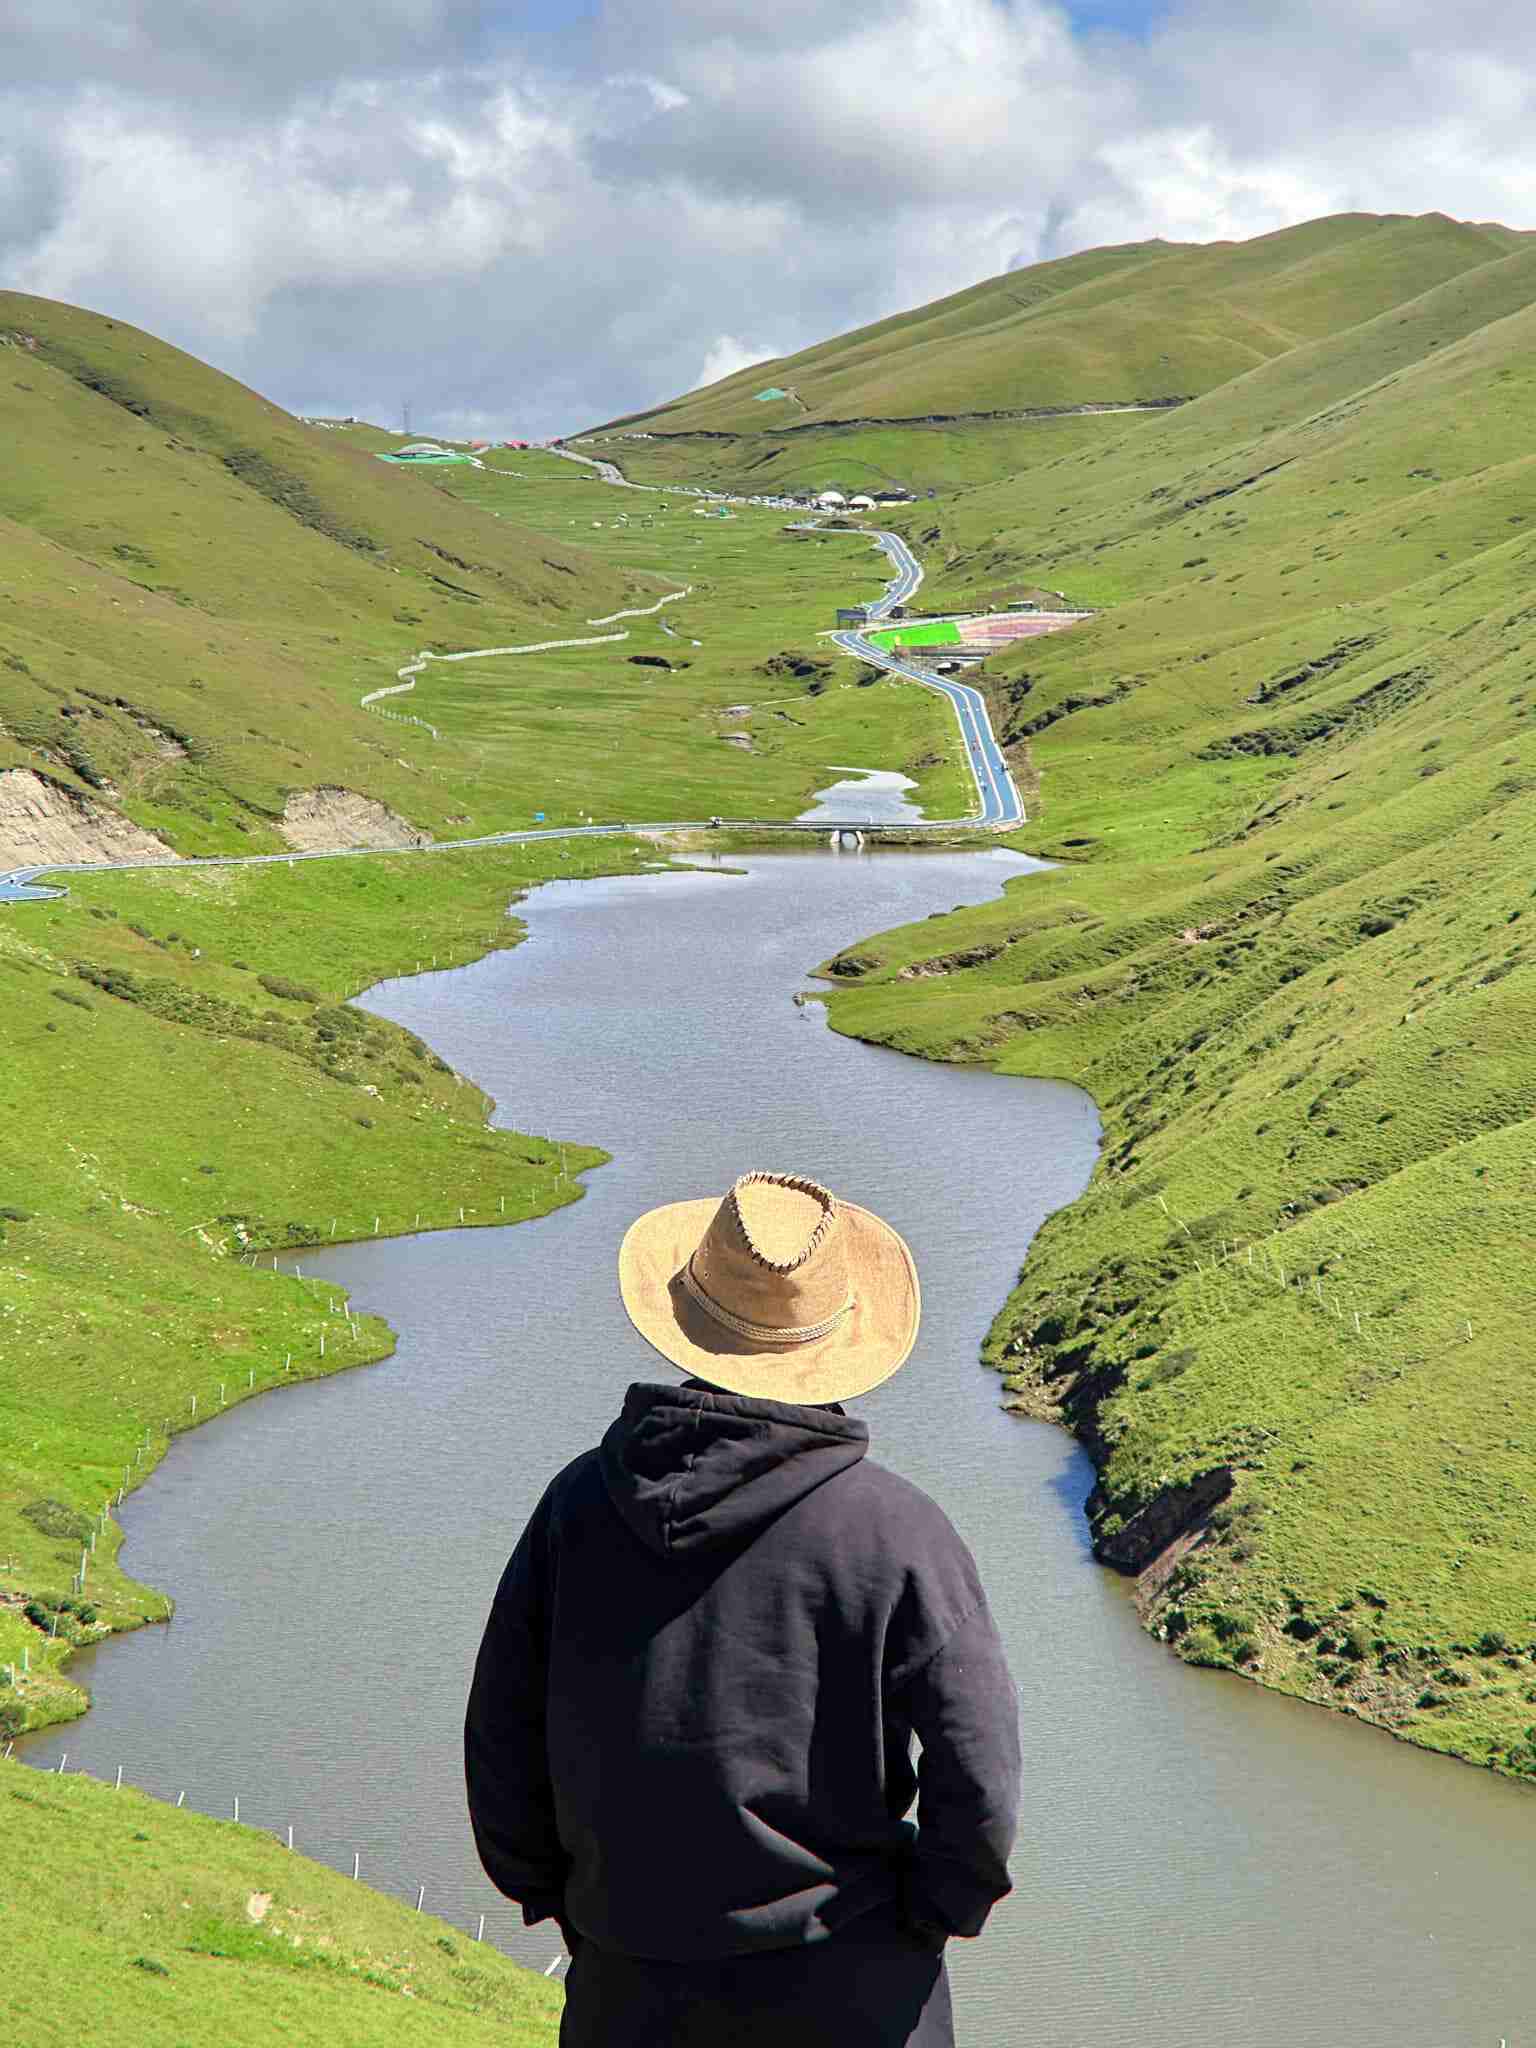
[465,1381,1020,1962]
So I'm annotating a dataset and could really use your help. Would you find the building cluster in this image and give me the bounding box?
[814,489,908,511]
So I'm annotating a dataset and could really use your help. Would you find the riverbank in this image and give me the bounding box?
[35,843,1536,2048]
[0,838,635,1738]
[816,565,1536,1777]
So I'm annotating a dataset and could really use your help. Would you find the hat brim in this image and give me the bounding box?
[618,1197,920,1403]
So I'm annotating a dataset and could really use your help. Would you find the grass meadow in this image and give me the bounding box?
[801,236,1536,1773]
[1,1754,562,2046]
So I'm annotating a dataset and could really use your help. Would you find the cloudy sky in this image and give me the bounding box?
[3,0,1533,437]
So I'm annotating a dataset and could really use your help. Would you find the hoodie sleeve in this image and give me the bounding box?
[464,1493,568,1926]
[900,1599,1021,1940]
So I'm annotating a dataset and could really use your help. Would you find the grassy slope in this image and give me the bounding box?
[0,842,637,1739]
[811,238,1536,1774]
[0,298,964,847]
[578,412,1148,499]
[373,440,972,819]
[0,295,643,844]
[604,213,1522,432]
[597,213,1532,507]
[1,1755,561,2047]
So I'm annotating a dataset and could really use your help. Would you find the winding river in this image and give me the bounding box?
[20,846,1535,2046]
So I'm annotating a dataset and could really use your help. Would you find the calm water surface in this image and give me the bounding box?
[24,849,1534,2046]
[797,767,922,822]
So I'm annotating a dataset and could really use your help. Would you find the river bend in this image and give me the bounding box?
[21,848,1535,2047]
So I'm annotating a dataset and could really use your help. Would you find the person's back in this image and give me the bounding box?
[466,1172,1021,2046]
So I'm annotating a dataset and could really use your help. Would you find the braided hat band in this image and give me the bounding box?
[681,1255,854,1346]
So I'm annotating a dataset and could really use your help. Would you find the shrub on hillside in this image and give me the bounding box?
[312,1004,364,1036]
[1177,1627,1226,1667]
[21,1499,89,1543]
[258,973,321,1004]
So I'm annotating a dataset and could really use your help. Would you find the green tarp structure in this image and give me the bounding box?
[752,387,789,401]
[376,450,473,465]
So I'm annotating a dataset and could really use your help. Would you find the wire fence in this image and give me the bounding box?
[0,1740,570,1972]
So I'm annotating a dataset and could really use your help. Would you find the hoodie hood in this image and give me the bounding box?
[599,1380,869,1557]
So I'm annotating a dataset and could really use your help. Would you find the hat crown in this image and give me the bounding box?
[689,1173,850,1342]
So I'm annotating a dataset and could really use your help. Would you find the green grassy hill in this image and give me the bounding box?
[0,298,966,853]
[807,223,1536,1775]
[1,1754,561,2046]
[0,294,659,851]
[594,213,1534,497]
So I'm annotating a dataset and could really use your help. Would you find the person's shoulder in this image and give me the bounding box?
[831,1457,972,1553]
[530,1445,605,1524]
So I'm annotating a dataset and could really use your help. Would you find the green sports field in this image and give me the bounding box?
[866,621,962,651]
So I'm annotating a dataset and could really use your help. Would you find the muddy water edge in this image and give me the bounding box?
[20,847,1535,2048]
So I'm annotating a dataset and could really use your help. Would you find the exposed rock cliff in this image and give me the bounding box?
[0,767,176,869]
[279,788,430,852]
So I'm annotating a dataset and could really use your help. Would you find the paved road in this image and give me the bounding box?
[1,486,1023,901]
[556,458,1020,828]
[828,527,1023,828]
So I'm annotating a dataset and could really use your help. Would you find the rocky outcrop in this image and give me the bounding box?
[897,939,1011,979]
[1092,1467,1234,1574]
[279,788,430,852]
[0,767,176,869]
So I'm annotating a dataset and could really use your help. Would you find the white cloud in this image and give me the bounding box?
[2,0,1534,436]
[695,335,781,388]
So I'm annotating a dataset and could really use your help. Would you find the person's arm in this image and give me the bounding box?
[464,1498,569,1930]
[900,1600,1021,1941]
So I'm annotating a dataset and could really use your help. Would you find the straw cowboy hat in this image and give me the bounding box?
[618,1171,920,1403]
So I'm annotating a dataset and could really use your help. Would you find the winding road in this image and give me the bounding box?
[827,530,1022,829]
[1,484,1022,902]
